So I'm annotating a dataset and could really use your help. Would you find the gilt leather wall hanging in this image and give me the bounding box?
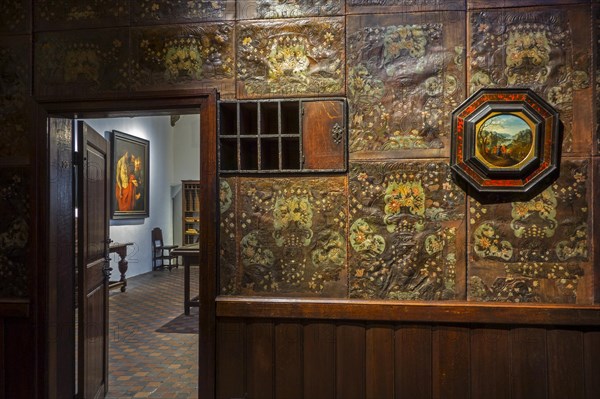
[450,88,560,193]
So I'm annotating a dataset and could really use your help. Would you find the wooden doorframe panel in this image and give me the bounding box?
[34,89,218,399]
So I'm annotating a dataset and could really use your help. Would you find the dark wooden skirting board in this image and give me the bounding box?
[216,297,600,326]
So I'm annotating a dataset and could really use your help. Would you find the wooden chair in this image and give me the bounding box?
[151,227,178,271]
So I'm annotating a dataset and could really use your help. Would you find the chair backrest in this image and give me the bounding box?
[151,227,164,248]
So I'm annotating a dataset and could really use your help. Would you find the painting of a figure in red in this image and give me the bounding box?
[111,130,149,219]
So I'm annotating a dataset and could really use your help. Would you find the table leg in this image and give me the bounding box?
[184,258,190,316]
[118,256,128,292]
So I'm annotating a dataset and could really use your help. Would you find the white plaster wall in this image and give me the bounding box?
[82,116,174,278]
[171,114,200,245]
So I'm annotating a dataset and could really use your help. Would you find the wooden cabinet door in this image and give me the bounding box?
[302,100,346,171]
[77,121,110,399]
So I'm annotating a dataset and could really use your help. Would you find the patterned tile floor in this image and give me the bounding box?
[107,267,200,399]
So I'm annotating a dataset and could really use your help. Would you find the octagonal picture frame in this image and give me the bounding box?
[450,88,560,193]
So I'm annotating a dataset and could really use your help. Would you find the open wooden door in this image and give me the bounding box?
[77,121,110,399]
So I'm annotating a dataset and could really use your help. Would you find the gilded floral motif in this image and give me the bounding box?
[37,0,128,25]
[134,0,228,23]
[232,177,347,296]
[555,224,587,262]
[349,161,465,300]
[241,231,275,267]
[272,194,313,247]
[254,0,342,18]
[219,180,233,213]
[131,24,234,91]
[219,177,237,294]
[0,170,30,298]
[510,188,558,239]
[0,38,30,158]
[349,0,445,4]
[468,160,591,303]
[384,181,425,233]
[470,11,591,152]
[347,14,464,154]
[473,223,513,261]
[349,219,386,254]
[237,18,345,98]
[0,0,26,32]
[35,30,129,95]
[469,261,585,304]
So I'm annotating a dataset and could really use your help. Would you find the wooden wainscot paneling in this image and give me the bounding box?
[584,329,600,398]
[34,0,129,31]
[131,0,234,25]
[274,322,303,398]
[2,318,35,398]
[346,0,465,14]
[215,315,600,399]
[366,324,394,398]
[336,323,366,399]
[547,329,585,398]
[129,23,235,96]
[432,325,470,398]
[246,321,274,399]
[0,318,3,398]
[395,325,432,398]
[304,323,336,398]
[511,328,548,398]
[238,0,343,20]
[470,327,510,398]
[236,18,345,99]
[468,5,593,156]
[347,11,465,159]
[467,159,593,304]
[216,319,245,399]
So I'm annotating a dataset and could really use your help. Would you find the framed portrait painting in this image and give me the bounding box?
[110,130,149,219]
[450,88,560,193]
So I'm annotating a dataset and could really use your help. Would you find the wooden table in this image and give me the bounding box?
[170,243,200,315]
[109,242,133,292]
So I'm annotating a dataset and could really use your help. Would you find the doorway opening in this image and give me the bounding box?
[40,92,218,399]
[77,113,200,397]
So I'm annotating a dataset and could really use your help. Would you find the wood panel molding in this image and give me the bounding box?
[0,300,29,318]
[216,297,600,326]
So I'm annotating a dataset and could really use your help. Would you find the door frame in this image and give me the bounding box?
[35,90,218,399]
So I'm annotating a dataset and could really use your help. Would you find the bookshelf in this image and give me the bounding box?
[182,180,200,245]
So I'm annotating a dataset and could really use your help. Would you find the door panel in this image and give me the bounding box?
[77,121,110,399]
[302,100,345,170]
